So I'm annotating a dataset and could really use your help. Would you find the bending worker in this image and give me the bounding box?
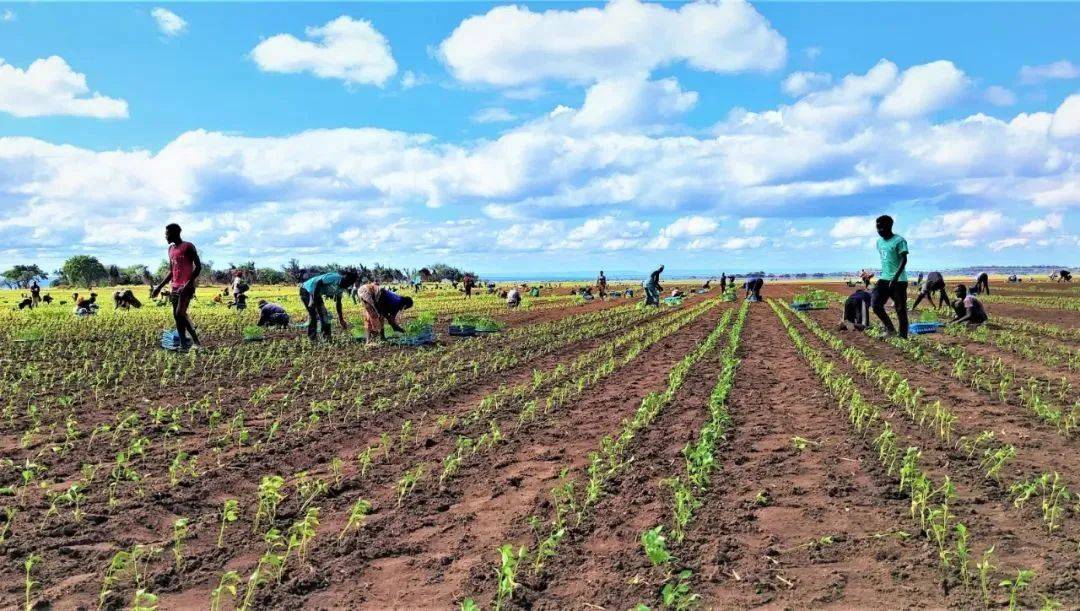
[507,286,522,308]
[113,289,143,309]
[911,271,950,310]
[256,299,290,328]
[357,282,414,342]
[974,272,990,295]
[299,269,359,342]
[644,265,664,306]
[951,285,988,326]
[744,275,764,302]
[841,287,872,330]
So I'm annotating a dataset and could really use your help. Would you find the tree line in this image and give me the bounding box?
[2,256,476,289]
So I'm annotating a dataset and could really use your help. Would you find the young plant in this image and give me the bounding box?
[217,499,240,547]
[338,499,373,540]
[641,525,672,566]
[493,544,523,611]
[24,553,40,611]
[210,571,241,611]
[977,546,996,606]
[173,517,190,568]
[1000,569,1035,611]
[130,589,158,611]
[253,475,285,533]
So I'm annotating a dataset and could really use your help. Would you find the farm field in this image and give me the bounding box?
[1,280,1078,609]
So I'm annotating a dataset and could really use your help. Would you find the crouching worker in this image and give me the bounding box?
[951,285,988,326]
[299,269,359,342]
[840,288,872,330]
[113,289,143,309]
[356,282,414,342]
[74,292,98,316]
[256,300,290,328]
[507,286,522,308]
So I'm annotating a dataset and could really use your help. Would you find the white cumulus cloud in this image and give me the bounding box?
[1019,60,1079,85]
[571,76,697,131]
[438,0,786,87]
[738,217,763,232]
[1020,212,1064,235]
[152,8,187,37]
[984,85,1017,107]
[0,56,128,119]
[879,60,968,119]
[782,71,831,96]
[252,16,397,87]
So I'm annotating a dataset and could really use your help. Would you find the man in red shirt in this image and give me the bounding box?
[152,223,203,350]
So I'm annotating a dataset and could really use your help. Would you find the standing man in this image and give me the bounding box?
[152,223,202,350]
[597,271,608,300]
[30,280,41,307]
[720,273,727,293]
[974,272,990,295]
[299,269,358,342]
[871,215,910,338]
[644,265,664,306]
[462,274,475,299]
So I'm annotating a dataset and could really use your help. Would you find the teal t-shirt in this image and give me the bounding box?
[876,235,909,282]
[302,272,344,299]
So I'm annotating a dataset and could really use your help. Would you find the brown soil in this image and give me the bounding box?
[4,281,1079,609]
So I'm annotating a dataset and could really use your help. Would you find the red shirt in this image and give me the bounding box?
[169,241,197,291]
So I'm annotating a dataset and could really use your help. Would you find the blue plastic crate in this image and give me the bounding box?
[910,322,944,335]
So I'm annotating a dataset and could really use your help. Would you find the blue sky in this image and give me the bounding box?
[0,1,1078,276]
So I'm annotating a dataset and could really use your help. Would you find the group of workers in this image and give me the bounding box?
[16,217,1065,351]
[840,215,993,336]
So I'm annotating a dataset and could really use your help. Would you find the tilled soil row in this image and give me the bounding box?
[281,304,732,609]
[680,302,952,607]
[1,300,700,608]
[789,303,1080,606]
[803,307,1080,480]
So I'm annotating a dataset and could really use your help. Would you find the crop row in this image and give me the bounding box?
[980,294,1080,312]
[941,321,1078,371]
[204,299,720,611]
[477,305,737,610]
[866,327,1080,437]
[61,300,721,609]
[637,300,749,609]
[769,300,1045,608]
[784,303,1076,534]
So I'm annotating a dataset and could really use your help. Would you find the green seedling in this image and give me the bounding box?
[641,525,672,566]
[209,571,241,611]
[493,544,523,611]
[338,499,372,540]
[24,553,40,611]
[1000,569,1035,611]
[217,499,240,547]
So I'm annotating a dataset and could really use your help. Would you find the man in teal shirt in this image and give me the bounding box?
[299,269,359,342]
[872,215,910,338]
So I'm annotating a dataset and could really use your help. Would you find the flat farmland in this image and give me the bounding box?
[0,280,1077,609]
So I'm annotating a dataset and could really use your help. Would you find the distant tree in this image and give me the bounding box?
[427,263,466,282]
[61,256,108,288]
[282,258,304,284]
[256,268,287,284]
[122,264,153,285]
[1,264,48,289]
